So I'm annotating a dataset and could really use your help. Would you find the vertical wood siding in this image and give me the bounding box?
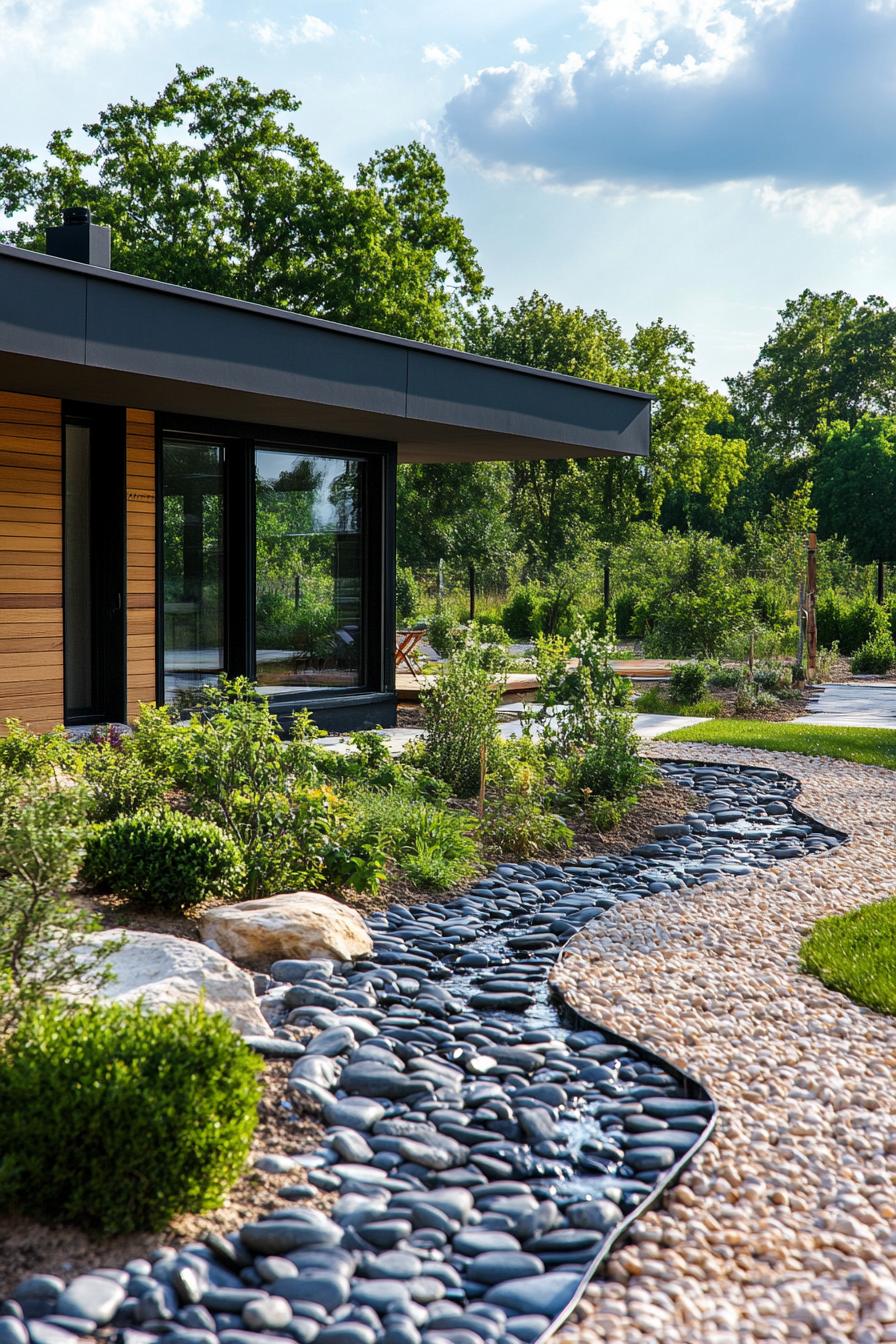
[0,391,64,733]
[126,408,157,720]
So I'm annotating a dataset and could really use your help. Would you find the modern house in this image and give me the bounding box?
[0,210,651,734]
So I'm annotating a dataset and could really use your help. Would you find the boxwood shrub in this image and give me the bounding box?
[83,808,245,910]
[0,1000,261,1234]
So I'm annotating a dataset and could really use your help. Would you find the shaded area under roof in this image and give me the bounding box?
[0,245,651,463]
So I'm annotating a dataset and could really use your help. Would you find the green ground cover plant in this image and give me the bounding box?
[636,687,724,718]
[658,719,896,770]
[801,897,896,1016]
[0,999,261,1233]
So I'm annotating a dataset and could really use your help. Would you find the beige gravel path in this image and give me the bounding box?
[552,743,896,1344]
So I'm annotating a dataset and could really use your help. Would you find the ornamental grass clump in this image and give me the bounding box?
[0,999,262,1234]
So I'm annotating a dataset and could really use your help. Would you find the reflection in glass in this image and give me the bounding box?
[162,438,225,703]
[255,449,363,693]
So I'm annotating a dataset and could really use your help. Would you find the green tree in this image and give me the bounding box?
[396,462,517,593]
[463,293,746,584]
[815,416,896,602]
[0,66,486,346]
[726,290,896,527]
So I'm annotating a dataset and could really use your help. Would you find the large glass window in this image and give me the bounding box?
[162,438,225,704]
[255,449,364,693]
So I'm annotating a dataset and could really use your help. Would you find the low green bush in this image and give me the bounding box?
[751,660,793,694]
[501,585,544,641]
[349,789,477,891]
[81,737,171,821]
[734,685,779,713]
[426,612,462,658]
[0,773,112,1033]
[420,640,501,797]
[851,630,896,674]
[0,720,77,778]
[636,688,723,717]
[704,661,749,690]
[481,739,573,859]
[817,592,890,655]
[83,809,246,910]
[0,999,261,1233]
[669,662,708,704]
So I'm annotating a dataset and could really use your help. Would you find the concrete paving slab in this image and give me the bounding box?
[792,682,896,729]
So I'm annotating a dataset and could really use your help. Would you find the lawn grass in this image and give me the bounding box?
[801,897,896,1015]
[657,718,896,770]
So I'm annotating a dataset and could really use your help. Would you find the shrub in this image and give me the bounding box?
[613,591,638,640]
[851,630,896,675]
[0,999,261,1234]
[635,688,723,718]
[669,662,708,704]
[427,612,462,658]
[0,773,112,1033]
[559,710,654,811]
[501,585,544,641]
[481,739,573,859]
[81,738,171,821]
[752,661,792,694]
[818,592,890,655]
[529,625,630,757]
[734,685,778,713]
[396,566,422,626]
[0,720,76,779]
[83,809,246,910]
[705,660,749,690]
[420,638,502,797]
[349,790,477,890]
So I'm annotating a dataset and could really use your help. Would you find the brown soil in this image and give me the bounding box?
[0,1060,330,1298]
[564,780,699,857]
[397,704,424,729]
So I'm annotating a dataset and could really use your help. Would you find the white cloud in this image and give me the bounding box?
[513,36,536,53]
[247,13,335,46]
[756,183,896,236]
[0,0,202,66]
[294,14,334,42]
[443,0,896,200]
[422,42,461,67]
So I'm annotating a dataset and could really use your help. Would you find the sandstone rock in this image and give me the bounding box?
[66,929,271,1036]
[200,892,373,966]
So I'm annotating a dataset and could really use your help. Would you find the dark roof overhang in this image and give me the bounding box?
[0,245,651,463]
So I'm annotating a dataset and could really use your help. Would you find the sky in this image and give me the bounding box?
[1,0,895,390]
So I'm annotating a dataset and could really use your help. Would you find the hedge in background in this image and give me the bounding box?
[83,808,246,910]
[0,1000,261,1234]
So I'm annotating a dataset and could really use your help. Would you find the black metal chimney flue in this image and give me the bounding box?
[45,206,111,267]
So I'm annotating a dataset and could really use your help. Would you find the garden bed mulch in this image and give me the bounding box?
[0,1061,330,1299]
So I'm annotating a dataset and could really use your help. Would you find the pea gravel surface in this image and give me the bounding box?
[554,743,896,1344]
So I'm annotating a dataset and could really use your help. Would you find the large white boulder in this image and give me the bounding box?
[67,929,271,1036]
[200,892,373,967]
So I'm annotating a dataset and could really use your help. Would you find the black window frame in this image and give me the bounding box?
[156,414,396,720]
[62,401,127,726]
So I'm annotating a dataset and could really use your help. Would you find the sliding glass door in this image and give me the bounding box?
[161,438,225,704]
[255,449,364,694]
[161,431,373,709]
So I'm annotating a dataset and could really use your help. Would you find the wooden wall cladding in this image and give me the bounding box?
[0,391,64,733]
[126,408,157,721]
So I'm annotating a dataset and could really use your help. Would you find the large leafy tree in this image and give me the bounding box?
[462,293,745,582]
[0,66,486,345]
[726,290,896,526]
[815,416,896,602]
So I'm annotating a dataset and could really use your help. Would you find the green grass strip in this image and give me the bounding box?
[801,897,896,1016]
[657,718,896,770]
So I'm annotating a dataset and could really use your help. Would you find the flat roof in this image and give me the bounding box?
[0,244,650,463]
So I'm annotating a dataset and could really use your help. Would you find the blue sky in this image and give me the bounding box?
[2,0,894,390]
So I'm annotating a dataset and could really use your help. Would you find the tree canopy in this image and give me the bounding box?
[815,416,896,599]
[0,66,486,346]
